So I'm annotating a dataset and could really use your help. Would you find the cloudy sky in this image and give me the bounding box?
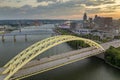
[0,0,120,20]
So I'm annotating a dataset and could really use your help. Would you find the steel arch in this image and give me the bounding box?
[2,35,104,80]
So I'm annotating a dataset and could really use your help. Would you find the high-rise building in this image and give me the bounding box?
[83,13,87,21]
[83,13,89,28]
[94,16,113,27]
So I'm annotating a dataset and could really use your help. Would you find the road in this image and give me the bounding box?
[0,40,120,80]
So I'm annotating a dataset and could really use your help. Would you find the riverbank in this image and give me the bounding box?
[95,55,120,70]
[53,27,120,70]
[105,61,120,70]
[0,31,5,34]
[104,46,120,69]
[53,27,89,49]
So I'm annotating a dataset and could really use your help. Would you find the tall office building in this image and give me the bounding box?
[83,13,87,21]
[83,13,88,28]
[94,15,113,27]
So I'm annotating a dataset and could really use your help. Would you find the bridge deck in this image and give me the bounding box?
[22,47,94,69]
[0,40,120,80]
[0,68,6,80]
[12,48,102,80]
[13,40,120,79]
[101,40,120,49]
[0,68,5,73]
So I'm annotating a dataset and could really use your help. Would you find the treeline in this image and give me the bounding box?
[105,46,120,67]
[56,28,112,43]
[67,41,89,49]
[114,36,120,39]
[56,28,89,49]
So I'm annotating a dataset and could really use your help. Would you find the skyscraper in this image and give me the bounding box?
[83,13,87,21]
[83,13,88,28]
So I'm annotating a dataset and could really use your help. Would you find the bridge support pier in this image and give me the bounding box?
[25,34,27,42]
[2,35,5,43]
[14,35,16,42]
[96,53,105,60]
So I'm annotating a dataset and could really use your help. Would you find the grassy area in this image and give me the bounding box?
[0,31,5,34]
[105,46,120,67]
[114,36,120,39]
[55,27,114,49]
[55,28,89,49]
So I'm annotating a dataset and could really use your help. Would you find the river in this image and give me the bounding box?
[0,24,120,80]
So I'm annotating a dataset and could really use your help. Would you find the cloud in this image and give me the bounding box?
[0,0,115,8]
[0,0,85,19]
[105,4,120,10]
[37,0,71,3]
[86,4,120,14]
[73,0,116,6]
[0,0,119,19]
[37,0,57,2]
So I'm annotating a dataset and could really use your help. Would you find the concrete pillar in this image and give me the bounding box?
[96,53,105,60]
[19,28,21,32]
[14,35,16,42]
[25,34,27,42]
[2,35,5,43]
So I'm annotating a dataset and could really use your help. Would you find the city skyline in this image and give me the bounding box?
[0,0,120,20]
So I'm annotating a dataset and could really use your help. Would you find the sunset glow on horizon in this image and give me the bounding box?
[0,0,120,20]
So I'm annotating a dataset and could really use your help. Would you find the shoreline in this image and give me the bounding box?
[94,55,120,70]
[53,27,120,70]
[105,61,120,70]
[95,56,120,70]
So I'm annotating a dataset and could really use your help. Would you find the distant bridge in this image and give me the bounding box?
[0,31,55,43]
[0,35,119,80]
